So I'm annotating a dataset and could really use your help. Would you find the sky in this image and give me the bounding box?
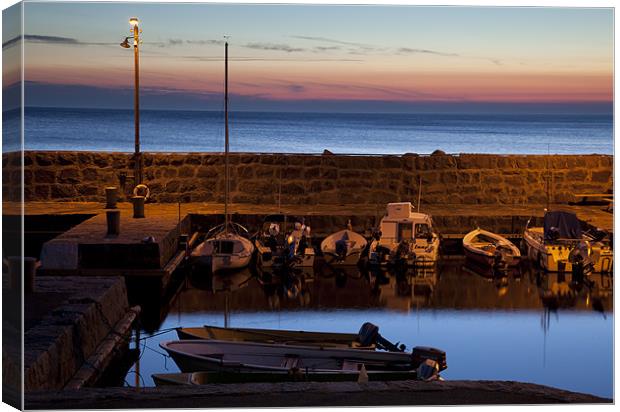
[2,2,614,113]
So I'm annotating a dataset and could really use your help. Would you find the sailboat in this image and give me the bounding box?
[191,41,255,273]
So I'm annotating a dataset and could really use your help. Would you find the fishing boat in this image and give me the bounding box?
[462,228,520,269]
[177,324,370,348]
[321,221,368,266]
[160,339,447,374]
[368,202,440,267]
[152,369,425,386]
[523,211,613,273]
[254,215,315,268]
[190,41,254,273]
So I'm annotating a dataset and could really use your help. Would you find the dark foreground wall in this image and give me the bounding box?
[4,151,613,205]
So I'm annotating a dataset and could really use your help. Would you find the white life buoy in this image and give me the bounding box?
[133,184,150,199]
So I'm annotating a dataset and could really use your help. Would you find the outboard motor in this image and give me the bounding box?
[411,346,447,372]
[335,239,348,259]
[357,322,405,352]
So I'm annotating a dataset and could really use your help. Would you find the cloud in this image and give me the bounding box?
[243,42,306,53]
[397,47,459,57]
[287,84,305,93]
[181,55,362,62]
[313,46,341,52]
[291,35,373,49]
[186,39,226,46]
[3,34,119,49]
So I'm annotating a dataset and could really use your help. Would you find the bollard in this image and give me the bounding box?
[24,257,36,293]
[7,256,21,292]
[105,186,118,209]
[106,210,121,236]
[132,196,145,218]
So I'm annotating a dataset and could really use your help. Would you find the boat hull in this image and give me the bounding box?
[161,340,417,374]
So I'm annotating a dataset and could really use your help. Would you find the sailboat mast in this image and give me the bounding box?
[224,41,229,232]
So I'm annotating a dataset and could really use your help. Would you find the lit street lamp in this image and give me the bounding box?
[120,17,142,184]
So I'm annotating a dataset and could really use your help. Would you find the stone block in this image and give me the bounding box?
[34,169,56,184]
[178,166,195,178]
[58,168,80,184]
[35,153,54,166]
[51,185,77,199]
[591,170,611,183]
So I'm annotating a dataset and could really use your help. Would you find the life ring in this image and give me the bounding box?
[133,184,150,199]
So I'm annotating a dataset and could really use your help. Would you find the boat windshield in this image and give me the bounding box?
[215,240,235,254]
[415,224,432,238]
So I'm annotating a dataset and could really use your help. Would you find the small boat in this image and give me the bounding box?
[177,324,369,349]
[523,211,613,273]
[160,339,447,374]
[152,369,425,386]
[462,228,520,269]
[254,215,315,268]
[191,223,254,273]
[368,202,440,267]
[189,42,254,273]
[321,221,368,266]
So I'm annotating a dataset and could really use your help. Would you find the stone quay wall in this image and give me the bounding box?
[4,151,613,205]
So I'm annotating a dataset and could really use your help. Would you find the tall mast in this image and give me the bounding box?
[224,41,229,233]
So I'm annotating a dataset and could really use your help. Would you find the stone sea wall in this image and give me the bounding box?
[4,151,613,205]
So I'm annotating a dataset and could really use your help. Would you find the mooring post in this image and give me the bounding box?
[132,196,145,218]
[105,187,118,209]
[106,210,121,236]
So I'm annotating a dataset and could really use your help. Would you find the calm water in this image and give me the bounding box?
[127,262,613,398]
[7,107,613,154]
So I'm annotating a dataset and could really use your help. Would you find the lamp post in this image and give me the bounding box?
[120,17,142,184]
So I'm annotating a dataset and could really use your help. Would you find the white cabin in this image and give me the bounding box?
[379,202,435,245]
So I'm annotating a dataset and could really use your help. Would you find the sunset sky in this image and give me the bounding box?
[3,2,614,113]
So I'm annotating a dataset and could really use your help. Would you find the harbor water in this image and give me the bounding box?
[126,260,613,398]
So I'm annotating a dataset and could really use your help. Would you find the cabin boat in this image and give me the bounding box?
[523,211,613,273]
[191,223,254,273]
[254,215,315,268]
[368,202,440,267]
[176,324,370,349]
[160,339,447,374]
[321,223,368,266]
[462,228,520,269]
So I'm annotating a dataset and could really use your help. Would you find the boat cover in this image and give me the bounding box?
[543,211,581,240]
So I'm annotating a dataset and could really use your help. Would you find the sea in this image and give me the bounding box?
[2,107,614,154]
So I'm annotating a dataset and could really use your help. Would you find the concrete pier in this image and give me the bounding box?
[25,380,610,409]
[24,276,138,391]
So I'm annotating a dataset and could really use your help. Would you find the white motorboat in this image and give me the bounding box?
[368,202,440,267]
[523,210,612,273]
[190,42,254,273]
[321,222,368,266]
[462,228,520,269]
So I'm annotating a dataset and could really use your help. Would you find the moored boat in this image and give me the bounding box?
[191,223,254,273]
[254,215,315,268]
[462,228,520,269]
[368,202,440,267]
[160,339,447,374]
[321,223,368,266]
[523,211,613,273]
[177,324,367,348]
